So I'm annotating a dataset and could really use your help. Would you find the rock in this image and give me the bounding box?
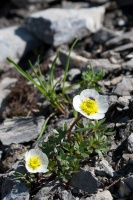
[127,133,133,153]
[68,68,81,82]
[118,180,131,198]
[113,77,133,96]
[122,58,133,71]
[86,59,121,73]
[0,143,27,173]
[26,7,105,46]
[59,50,89,69]
[106,31,133,47]
[124,175,133,190]
[0,26,41,68]
[1,178,30,200]
[100,159,115,177]
[112,43,133,52]
[0,77,17,110]
[118,96,131,107]
[32,181,58,200]
[110,76,122,85]
[62,1,90,9]
[86,190,113,200]
[70,168,98,193]
[0,116,45,145]
[93,27,121,44]
[58,190,73,200]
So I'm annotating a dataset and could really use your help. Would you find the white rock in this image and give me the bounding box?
[86,190,113,200]
[26,7,105,46]
[0,26,41,68]
[127,133,133,152]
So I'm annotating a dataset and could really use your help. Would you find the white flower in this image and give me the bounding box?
[25,149,49,173]
[73,89,109,120]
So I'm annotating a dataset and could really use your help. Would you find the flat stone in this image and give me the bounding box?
[26,7,105,46]
[0,116,45,145]
[0,26,41,68]
[113,77,133,96]
[70,168,98,193]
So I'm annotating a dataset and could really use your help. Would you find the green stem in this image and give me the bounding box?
[66,115,82,138]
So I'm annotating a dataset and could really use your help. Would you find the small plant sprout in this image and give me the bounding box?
[73,89,109,120]
[25,149,49,173]
[81,65,105,91]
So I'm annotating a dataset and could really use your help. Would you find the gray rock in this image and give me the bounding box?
[113,77,133,96]
[0,77,17,110]
[32,181,58,200]
[86,190,113,200]
[93,27,121,44]
[68,68,81,82]
[59,50,89,69]
[86,59,121,73]
[124,175,133,190]
[0,143,27,173]
[100,159,115,177]
[70,168,98,193]
[58,190,73,200]
[122,58,133,71]
[127,133,133,152]
[106,31,133,47]
[112,43,133,52]
[1,177,30,200]
[0,26,41,68]
[118,96,131,107]
[0,116,45,145]
[62,1,90,9]
[26,7,105,46]
[118,180,131,198]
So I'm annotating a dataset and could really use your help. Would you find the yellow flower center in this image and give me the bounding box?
[28,156,41,170]
[80,98,98,115]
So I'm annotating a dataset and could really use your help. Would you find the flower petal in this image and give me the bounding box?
[80,89,99,101]
[73,95,82,112]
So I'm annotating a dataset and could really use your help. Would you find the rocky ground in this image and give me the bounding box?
[0,0,133,199]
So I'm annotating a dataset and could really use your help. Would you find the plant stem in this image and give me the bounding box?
[66,115,82,138]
